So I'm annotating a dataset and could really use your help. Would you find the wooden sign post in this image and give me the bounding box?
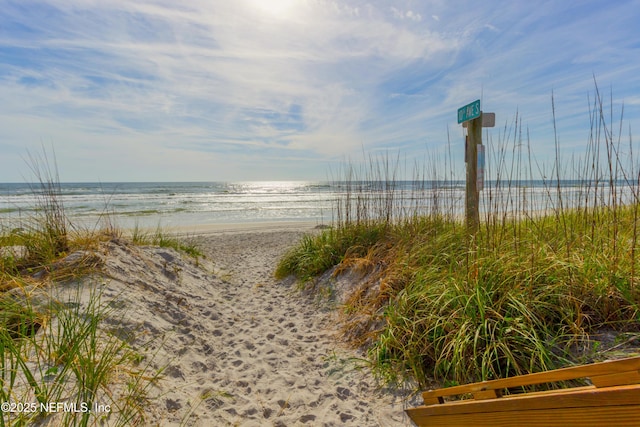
[458,101,495,235]
[466,114,482,233]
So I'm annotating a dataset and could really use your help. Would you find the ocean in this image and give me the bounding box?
[0,180,636,231]
[0,181,341,230]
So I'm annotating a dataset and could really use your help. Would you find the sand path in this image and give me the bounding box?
[50,226,415,426]
[189,229,412,426]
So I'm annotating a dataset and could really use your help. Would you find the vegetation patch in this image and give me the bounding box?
[0,149,201,425]
[278,87,640,388]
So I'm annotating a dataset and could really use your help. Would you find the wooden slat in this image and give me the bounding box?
[412,384,640,417]
[422,396,444,405]
[502,385,595,399]
[406,403,640,427]
[473,389,502,400]
[421,356,640,401]
[590,370,640,388]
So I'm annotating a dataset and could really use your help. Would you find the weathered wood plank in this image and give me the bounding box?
[408,357,640,426]
[406,403,640,427]
[411,384,640,417]
[590,370,640,387]
[421,356,640,401]
[472,389,502,400]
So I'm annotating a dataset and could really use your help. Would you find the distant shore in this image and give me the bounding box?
[140,220,328,236]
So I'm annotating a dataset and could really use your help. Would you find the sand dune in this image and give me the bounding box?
[42,224,414,426]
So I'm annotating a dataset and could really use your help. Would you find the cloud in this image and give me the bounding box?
[0,0,639,181]
[0,1,457,153]
[390,7,422,22]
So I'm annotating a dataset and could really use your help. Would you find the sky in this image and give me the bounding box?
[1,0,639,182]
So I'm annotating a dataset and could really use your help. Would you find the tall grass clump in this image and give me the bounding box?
[130,223,203,259]
[277,82,640,388]
[0,150,177,425]
[0,150,111,283]
[24,148,70,262]
[275,222,390,283]
[0,283,158,426]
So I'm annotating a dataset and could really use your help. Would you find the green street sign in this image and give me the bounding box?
[458,99,481,124]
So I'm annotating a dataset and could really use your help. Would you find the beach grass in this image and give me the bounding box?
[277,85,640,388]
[130,223,203,259]
[0,282,161,426]
[0,150,199,426]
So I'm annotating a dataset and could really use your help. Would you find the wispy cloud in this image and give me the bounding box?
[391,7,423,22]
[0,0,639,181]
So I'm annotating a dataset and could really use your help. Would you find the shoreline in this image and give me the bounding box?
[160,220,328,236]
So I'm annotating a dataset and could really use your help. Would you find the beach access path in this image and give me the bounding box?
[182,225,413,426]
[58,223,414,426]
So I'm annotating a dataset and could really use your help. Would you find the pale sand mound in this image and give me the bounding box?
[46,225,415,426]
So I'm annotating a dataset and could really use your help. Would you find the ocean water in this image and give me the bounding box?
[0,182,341,230]
[0,180,636,230]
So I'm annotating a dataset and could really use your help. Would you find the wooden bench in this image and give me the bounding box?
[406,356,640,427]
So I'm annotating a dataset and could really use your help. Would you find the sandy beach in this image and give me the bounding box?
[41,222,414,426]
